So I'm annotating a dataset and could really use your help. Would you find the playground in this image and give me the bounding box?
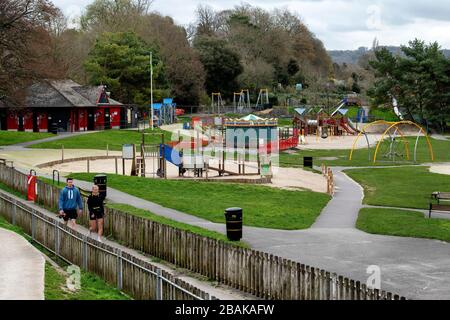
[0,90,449,300]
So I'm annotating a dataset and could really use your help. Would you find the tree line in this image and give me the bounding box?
[0,0,332,108]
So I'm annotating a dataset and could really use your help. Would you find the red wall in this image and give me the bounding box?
[110,107,121,129]
[7,111,18,130]
[94,106,122,129]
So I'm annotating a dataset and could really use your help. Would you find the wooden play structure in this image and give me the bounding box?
[294,99,360,139]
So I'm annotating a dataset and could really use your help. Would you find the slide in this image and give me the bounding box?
[340,119,359,135]
[160,144,182,167]
[331,100,346,117]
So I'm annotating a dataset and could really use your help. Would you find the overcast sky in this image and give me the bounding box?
[53,0,450,50]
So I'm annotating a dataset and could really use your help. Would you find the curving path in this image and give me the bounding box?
[0,228,45,300]
[63,170,450,300]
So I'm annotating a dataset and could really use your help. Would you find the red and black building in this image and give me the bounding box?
[0,80,129,132]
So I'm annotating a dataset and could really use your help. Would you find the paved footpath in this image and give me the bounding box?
[68,170,450,300]
[0,228,45,300]
[1,188,254,300]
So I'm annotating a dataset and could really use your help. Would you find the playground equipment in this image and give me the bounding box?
[233,90,251,113]
[294,98,360,139]
[255,89,270,111]
[349,120,434,164]
[152,98,176,127]
[211,93,224,114]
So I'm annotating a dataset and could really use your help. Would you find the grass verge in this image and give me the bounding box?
[36,177,248,246]
[279,136,450,168]
[0,215,129,300]
[0,131,53,146]
[357,208,450,243]
[29,128,172,151]
[345,166,450,210]
[70,173,331,230]
[108,203,248,248]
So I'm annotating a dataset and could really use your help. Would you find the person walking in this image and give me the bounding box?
[87,185,105,242]
[58,177,83,230]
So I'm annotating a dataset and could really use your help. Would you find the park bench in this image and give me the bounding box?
[429,192,450,218]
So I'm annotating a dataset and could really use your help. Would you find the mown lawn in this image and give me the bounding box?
[35,177,247,246]
[279,136,449,168]
[357,208,450,243]
[71,173,331,230]
[0,216,129,300]
[345,166,450,210]
[29,129,173,151]
[44,262,130,300]
[0,131,53,146]
[108,204,248,247]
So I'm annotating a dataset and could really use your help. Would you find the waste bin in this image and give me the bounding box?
[303,156,313,168]
[224,207,243,241]
[50,122,58,134]
[93,174,107,198]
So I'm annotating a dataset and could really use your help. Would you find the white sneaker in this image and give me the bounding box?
[97,236,103,243]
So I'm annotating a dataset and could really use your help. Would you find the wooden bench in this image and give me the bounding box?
[429,192,450,218]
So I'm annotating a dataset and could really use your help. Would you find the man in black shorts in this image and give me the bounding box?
[87,185,105,242]
[58,177,83,230]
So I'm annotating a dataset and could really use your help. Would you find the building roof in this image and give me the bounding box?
[23,79,123,109]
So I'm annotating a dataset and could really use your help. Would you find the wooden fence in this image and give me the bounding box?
[0,163,406,300]
[0,188,213,300]
[322,164,335,196]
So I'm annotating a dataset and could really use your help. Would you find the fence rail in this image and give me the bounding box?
[0,186,213,300]
[0,163,406,300]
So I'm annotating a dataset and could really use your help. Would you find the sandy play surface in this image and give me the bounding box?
[429,165,450,176]
[0,149,121,170]
[40,156,327,193]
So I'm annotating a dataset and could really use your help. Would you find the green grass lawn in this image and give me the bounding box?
[346,166,450,210]
[29,129,173,151]
[279,136,450,168]
[0,131,53,146]
[0,216,129,300]
[45,262,130,300]
[36,177,247,246]
[357,208,450,243]
[109,204,248,247]
[70,173,331,230]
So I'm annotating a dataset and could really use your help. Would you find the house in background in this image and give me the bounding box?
[0,80,130,132]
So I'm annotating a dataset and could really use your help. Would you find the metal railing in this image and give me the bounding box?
[0,191,211,300]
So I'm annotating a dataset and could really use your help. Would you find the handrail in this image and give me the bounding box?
[0,190,208,301]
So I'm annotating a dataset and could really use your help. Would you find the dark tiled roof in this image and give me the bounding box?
[22,80,123,108]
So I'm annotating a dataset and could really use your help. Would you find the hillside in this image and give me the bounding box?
[329,46,450,65]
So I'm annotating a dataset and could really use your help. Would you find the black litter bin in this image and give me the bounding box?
[224,207,243,241]
[303,156,313,168]
[93,174,107,198]
[50,123,58,135]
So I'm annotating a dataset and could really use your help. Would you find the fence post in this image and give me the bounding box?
[331,273,337,300]
[12,200,16,225]
[54,220,60,256]
[82,235,88,270]
[116,249,123,291]
[61,145,64,163]
[156,269,162,300]
[31,210,35,240]
[87,159,90,173]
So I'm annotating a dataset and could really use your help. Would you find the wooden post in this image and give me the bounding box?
[115,157,118,175]
[87,159,90,173]
[61,145,64,163]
